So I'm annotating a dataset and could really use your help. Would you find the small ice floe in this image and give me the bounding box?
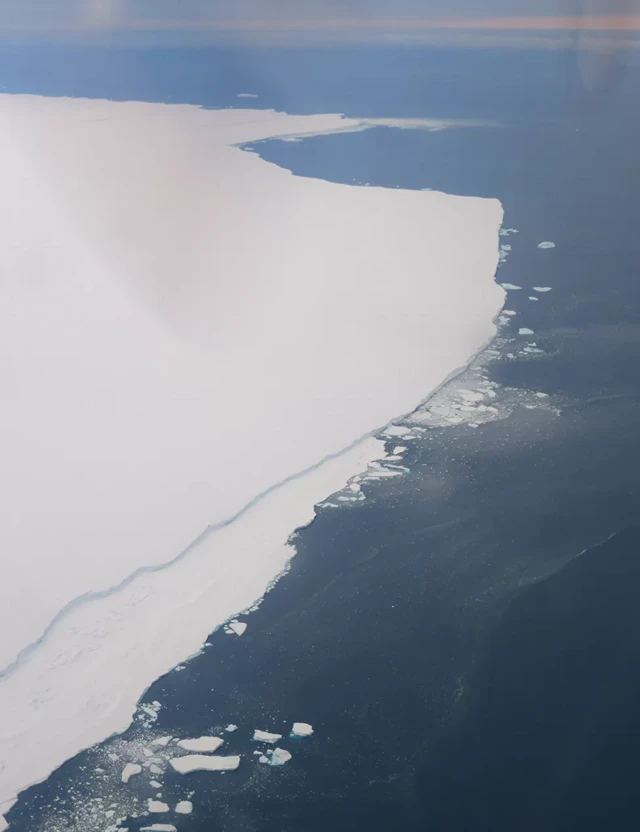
[225,724,238,733]
[141,826,177,832]
[459,389,485,403]
[532,286,552,292]
[502,310,517,316]
[268,748,292,766]
[500,227,519,236]
[170,755,241,774]
[253,730,282,743]
[175,801,193,815]
[529,296,538,301]
[150,764,163,775]
[150,780,162,789]
[518,328,534,335]
[177,737,224,753]
[237,93,258,98]
[121,763,142,784]
[535,392,549,398]
[382,424,412,438]
[291,722,314,738]
[501,283,522,291]
[151,737,172,748]
[392,445,407,455]
[148,800,169,813]
[258,755,269,763]
[537,241,555,249]
[224,620,247,636]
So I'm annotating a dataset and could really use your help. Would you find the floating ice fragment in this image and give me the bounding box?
[269,748,292,766]
[121,763,142,784]
[170,755,241,774]
[382,425,412,437]
[175,801,193,815]
[258,755,269,763]
[529,296,538,301]
[291,722,314,737]
[535,392,549,398]
[150,764,163,775]
[227,621,247,636]
[177,737,224,753]
[151,737,172,748]
[392,446,407,455]
[518,328,535,335]
[140,826,177,832]
[148,800,169,813]
[225,724,238,733]
[150,781,162,789]
[532,286,552,292]
[501,283,522,291]
[237,93,258,98]
[253,730,282,743]
[537,241,555,249]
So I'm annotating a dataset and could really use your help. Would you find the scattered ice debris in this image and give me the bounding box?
[151,737,172,748]
[253,730,282,743]
[291,722,314,737]
[137,701,162,727]
[518,328,535,335]
[175,801,193,815]
[170,755,241,774]
[269,748,292,766]
[225,724,238,733]
[177,737,224,753]
[499,227,519,236]
[141,826,177,832]
[224,620,247,636]
[532,286,552,292]
[150,781,162,789]
[537,241,555,249]
[148,799,169,813]
[501,283,522,291]
[121,763,142,784]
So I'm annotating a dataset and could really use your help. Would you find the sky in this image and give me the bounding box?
[0,0,638,43]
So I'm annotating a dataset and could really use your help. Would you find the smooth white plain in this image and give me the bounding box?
[0,96,504,821]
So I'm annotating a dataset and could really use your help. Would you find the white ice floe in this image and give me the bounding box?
[529,296,539,301]
[177,737,224,753]
[151,736,172,747]
[392,446,407,455]
[258,755,269,763]
[268,748,292,766]
[226,621,247,636]
[141,826,177,832]
[170,755,241,774]
[537,241,556,249]
[381,425,412,437]
[150,780,162,789]
[0,96,504,817]
[225,724,238,733]
[518,328,535,335]
[532,286,552,292]
[291,723,314,737]
[175,801,193,815]
[237,93,258,98]
[121,763,142,784]
[253,730,282,743]
[501,283,522,290]
[148,800,169,813]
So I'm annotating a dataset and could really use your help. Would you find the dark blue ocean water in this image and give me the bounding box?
[3,43,640,832]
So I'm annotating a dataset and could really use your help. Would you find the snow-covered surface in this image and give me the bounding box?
[0,95,504,820]
[269,748,293,766]
[176,737,224,753]
[253,730,282,743]
[121,763,142,784]
[291,722,314,737]
[175,801,193,815]
[170,755,241,774]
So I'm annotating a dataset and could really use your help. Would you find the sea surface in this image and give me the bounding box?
[3,43,640,832]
